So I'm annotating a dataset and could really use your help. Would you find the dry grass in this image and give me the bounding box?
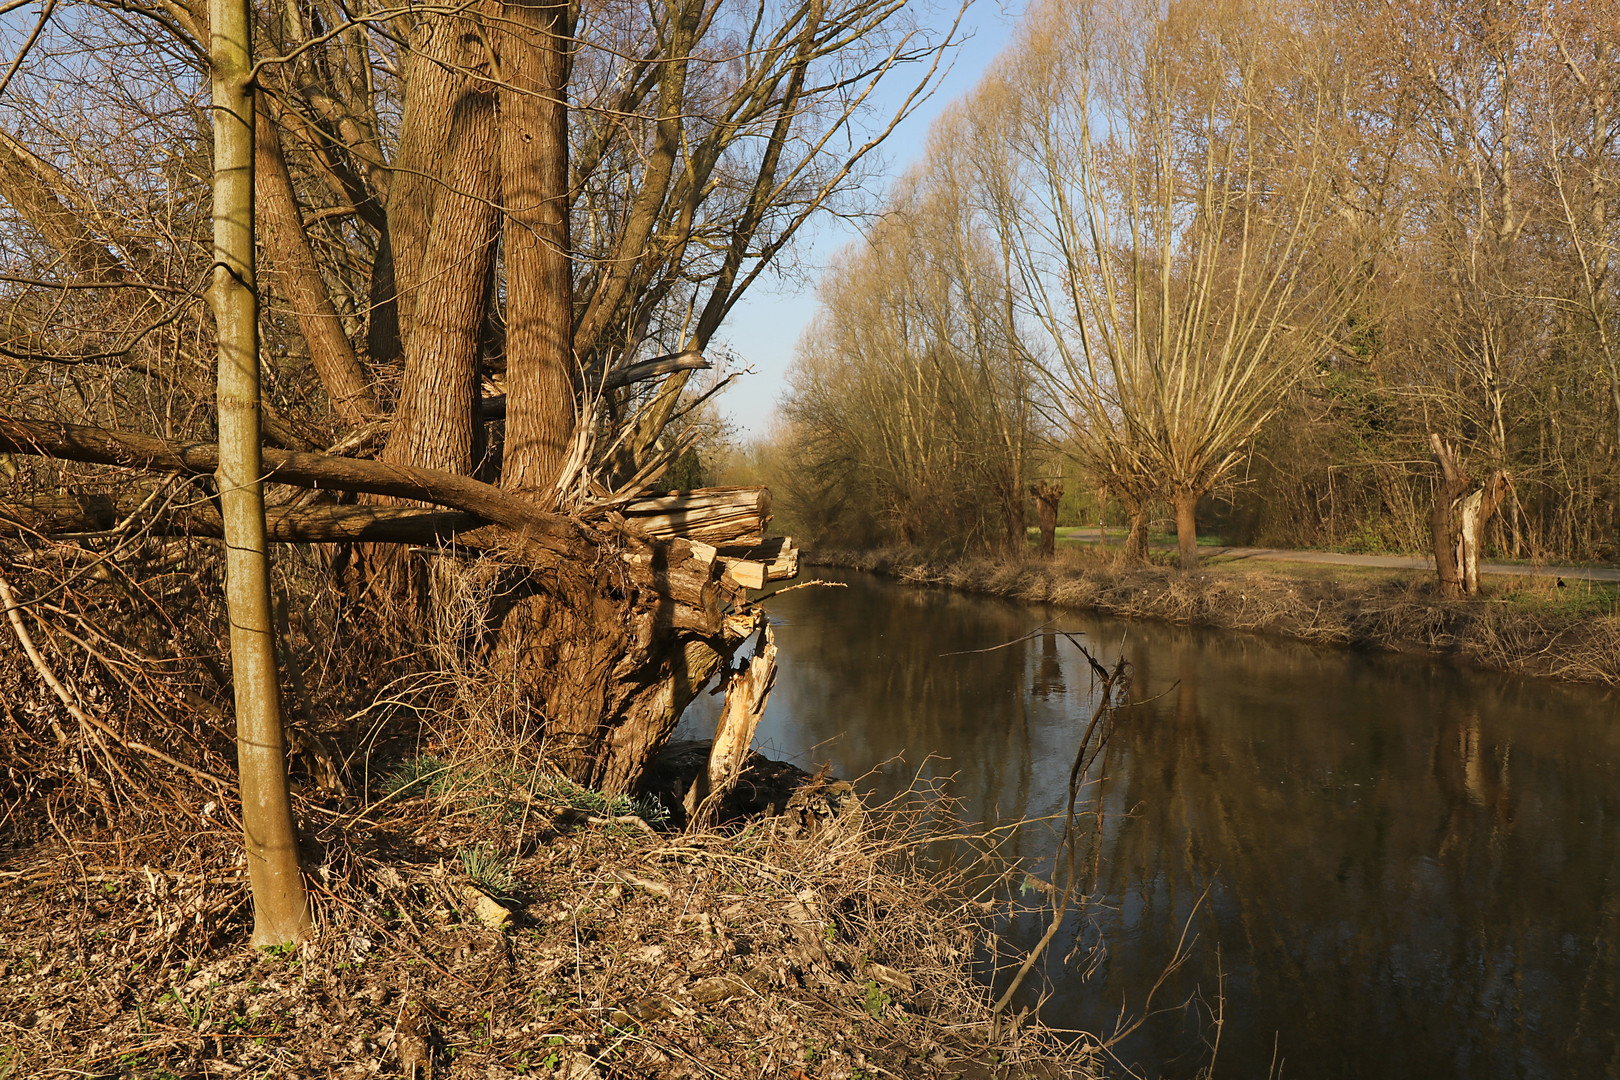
[813,545,1620,687]
[0,761,1097,1079]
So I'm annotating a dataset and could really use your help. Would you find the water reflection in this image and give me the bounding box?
[677,567,1620,1080]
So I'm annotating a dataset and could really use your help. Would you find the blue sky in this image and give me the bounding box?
[711,0,1022,437]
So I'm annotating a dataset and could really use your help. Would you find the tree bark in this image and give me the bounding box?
[486,537,757,793]
[1458,470,1512,596]
[1124,496,1149,564]
[208,0,309,948]
[254,95,380,423]
[1428,433,1470,600]
[381,79,500,476]
[1032,480,1063,558]
[1173,488,1200,571]
[499,0,577,498]
[385,12,468,351]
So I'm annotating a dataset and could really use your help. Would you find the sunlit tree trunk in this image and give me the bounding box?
[499,0,576,498]
[1173,488,1199,571]
[253,95,379,423]
[381,76,499,476]
[209,0,309,948]
[1429,433,1471,600]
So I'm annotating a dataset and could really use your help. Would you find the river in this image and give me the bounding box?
[678,566,1620,1080]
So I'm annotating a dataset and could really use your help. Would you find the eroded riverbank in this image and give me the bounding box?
[807,546,1620,686]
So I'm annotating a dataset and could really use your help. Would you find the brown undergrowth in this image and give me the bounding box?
[0,761,1096,1080]
[0,541,1098,1080]
[810,546,1620,687]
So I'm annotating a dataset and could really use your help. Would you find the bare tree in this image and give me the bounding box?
[0,0,956,808]
[998,0,1356,570]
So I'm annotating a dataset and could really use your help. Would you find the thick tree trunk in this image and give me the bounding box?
[500,0,577,498]
[254,96,380,423]
[1124,498,1149,564]
[381,85,499,476]
[208,0,309,948]
[1032,480,1063,558]
[487,535,757,793]
[1173,488,1199,571]
[386,11,475,352]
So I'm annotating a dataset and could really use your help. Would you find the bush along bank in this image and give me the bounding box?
[809,546,1620,687]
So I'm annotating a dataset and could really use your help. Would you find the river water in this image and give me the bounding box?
[678,566,1620,1080]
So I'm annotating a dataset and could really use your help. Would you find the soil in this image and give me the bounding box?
[0,752,1096,1080]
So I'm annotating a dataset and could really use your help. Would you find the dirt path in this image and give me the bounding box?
[1065,529,1620,583]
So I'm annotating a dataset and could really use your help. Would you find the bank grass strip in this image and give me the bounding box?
[812,544,1620,686]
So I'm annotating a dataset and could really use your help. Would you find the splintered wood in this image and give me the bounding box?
[686,621,778,829]
[618,486,771,546]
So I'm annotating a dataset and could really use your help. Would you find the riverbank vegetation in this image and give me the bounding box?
[810,546,1620,687]
[0,731,1097,1079]
[0,0,965,973]
[770,0,1620,580]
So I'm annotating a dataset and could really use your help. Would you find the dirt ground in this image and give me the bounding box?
[0,757,1096,1080]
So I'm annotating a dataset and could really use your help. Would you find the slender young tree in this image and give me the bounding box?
[209,0,310,947]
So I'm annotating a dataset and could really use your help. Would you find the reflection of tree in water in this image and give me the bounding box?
[738,570,1620,1080]
[1032,630,1066,698]
[1075,635,1620,1080]
[760,576,1063,823]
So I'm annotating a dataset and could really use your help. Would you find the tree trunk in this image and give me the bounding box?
[254,95,380,423]
[1428,433,1470,600]
[208,0,309,948]
[385,11,470,352]
[1458,470,1512,596]
[685,618,776,828]
[1032,480,1063,558]
[999,481,1025,553]
[1124,497,1149,564]
[487,535,757,793]
[1173,488,1199,571]
[499,0,576,498]
[380,83,499,476]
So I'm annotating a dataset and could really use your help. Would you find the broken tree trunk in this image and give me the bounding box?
[685,618,778,829]
[1429,433,1470,599]
[1428,432,1511,598]
[0,415,791,792]
[1457,470,1513,596]
[617,486,771,546]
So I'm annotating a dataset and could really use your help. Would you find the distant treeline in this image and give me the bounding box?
[764,0,1620,565]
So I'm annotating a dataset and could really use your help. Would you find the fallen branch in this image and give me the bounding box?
[0,415,577,551]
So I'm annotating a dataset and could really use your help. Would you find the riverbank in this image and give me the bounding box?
[807,546,1620,687]
[0,751,1094,1080]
